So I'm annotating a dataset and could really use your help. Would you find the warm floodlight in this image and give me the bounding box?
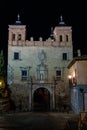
[68,75,72,79]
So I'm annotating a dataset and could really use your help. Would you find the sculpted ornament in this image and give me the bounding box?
[38,50,46,62]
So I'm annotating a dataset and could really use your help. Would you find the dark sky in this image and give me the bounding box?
[0,1,87,57]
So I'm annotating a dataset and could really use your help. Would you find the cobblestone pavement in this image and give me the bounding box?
[0,111,79,130]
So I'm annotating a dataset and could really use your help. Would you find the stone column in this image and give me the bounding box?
[28,83,32,111]
[52,84,55,110]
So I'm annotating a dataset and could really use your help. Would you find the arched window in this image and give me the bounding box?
[62,53,67,60]
[59,35,62,42]
[66,35,68,42]
[56,70,61,80]
[18,34,21,40]
[12,34,15,41]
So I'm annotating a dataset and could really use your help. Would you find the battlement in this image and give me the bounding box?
[8,36,72,47]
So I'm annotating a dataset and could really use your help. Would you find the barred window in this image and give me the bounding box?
[62,53,67,60]
[56,70,61,80]
[14,52,19,60]
[21,70,27,81]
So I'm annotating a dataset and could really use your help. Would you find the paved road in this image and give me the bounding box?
[0,112,78,130]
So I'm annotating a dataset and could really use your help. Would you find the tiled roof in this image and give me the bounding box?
[68,55,87,68]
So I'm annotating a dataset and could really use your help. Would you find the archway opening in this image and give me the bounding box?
[33,87,50,111]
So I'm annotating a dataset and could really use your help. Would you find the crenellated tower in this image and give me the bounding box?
[8,14,26,46]
[53,15,72,47]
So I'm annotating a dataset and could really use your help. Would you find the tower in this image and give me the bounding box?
[8,14,26,46]
[54,15,72,47]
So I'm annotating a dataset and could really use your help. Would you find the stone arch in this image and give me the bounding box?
[32,87,51,111]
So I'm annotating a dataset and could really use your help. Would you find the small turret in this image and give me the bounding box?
[50,27,54,40]
[58,15,66,26]
[15,14,22,25]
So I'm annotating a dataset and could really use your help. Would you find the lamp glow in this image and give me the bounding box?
[68,75,72,79]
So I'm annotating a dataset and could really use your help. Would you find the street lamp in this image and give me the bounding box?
[68,75,72,87]
[0,79,5,89]
[68,75,72,79]
[0,81,2,86]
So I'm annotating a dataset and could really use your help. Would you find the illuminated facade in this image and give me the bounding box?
[7,15,73,111]
[68,55,87,113]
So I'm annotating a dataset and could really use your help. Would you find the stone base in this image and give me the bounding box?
[0,98,10,112]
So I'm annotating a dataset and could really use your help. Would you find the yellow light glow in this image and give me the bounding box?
[68,75,72,79]
[72,71,75,77]
[0,80,5,88]
[0,81,2,85]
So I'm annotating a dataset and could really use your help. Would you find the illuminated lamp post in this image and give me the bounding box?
[68,75,72,87]
[68,75,77,87]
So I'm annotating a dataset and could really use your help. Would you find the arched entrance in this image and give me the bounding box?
[33,87,50,111]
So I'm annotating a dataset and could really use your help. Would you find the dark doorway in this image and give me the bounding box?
[33,88,50,111]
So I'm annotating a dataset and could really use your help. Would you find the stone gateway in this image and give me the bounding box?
[7,15,73,111]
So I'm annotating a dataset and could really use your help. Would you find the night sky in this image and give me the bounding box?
[0,1,87,58]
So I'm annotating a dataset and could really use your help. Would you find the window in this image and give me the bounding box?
[21,70,27,81]
[12,34,15,41]
[59,35,62,42]
[66,35,68,42]
[20,67,31,81]
[14,52,19,60]
[56,70,61,80]
[62,53,67,60]
[18,34,21,40]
